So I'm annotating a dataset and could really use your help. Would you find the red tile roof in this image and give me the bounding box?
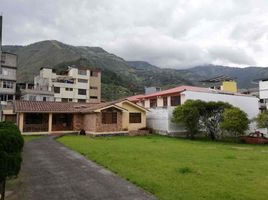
[14,101,93,113]
[127,85,250,101]
[13,99,146,113]
[144,86,211,99]
[126,94,145,102]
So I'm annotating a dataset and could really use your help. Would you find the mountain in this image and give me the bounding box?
[3,40,266,100]
[2,40,192,100]
[187,65,268,89]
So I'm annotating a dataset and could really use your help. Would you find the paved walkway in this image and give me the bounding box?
[17,136,156,200]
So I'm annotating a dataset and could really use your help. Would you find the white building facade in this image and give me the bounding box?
[259,79,268,110]
[0,52,17,104]
[131,86,259,135]
[34,67,101,103]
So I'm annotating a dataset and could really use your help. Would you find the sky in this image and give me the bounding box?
[1,0,268,68]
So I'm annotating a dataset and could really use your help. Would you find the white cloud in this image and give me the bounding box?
[1,0,268,68]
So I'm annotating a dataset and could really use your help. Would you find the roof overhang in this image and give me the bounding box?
[119,99,149,112]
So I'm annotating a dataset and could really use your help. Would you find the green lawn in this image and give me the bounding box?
[58,135,268,200]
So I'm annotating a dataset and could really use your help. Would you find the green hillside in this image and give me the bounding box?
[3,40,193,100]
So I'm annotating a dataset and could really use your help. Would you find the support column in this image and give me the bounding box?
[48,113,53,133]
[19,113,24,133]
[167,96,171,107]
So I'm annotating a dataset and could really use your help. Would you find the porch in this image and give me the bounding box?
[19,113,74,133]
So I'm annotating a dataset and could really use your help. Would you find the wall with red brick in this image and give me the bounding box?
[95,112,123,132]
[83,113,96,132]
[73,114,84,130]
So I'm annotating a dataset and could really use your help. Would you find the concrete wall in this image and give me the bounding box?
[146,107,186,135]
[182,90,259,119]
[21,93,54,101]
[221,81,237,93]
[259,80,268,99]
[1,52,17,68]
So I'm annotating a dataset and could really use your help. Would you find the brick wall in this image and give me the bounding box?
[95,112,123,132]
[73,114,84,130]
[83,113,96,132]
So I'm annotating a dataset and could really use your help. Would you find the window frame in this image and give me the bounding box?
[129,113,142,123]
[78,89,87,95]
[102,112,117,124]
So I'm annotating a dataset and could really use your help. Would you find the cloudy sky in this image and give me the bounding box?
[1,0,268,68]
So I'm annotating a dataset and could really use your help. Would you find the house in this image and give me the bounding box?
[128,85,259,135]
[2,99,147,135]
[34,66,101,103]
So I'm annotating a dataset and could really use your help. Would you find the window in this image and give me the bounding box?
[62,98,68,102]
[43,97,47,102]
[62,98,72,102]
[3,80,14,89]
[171,96,181,106]
[163,97,168,107]
[78,79,88,83]
[78,99,86,103]
[129,113,141,123]
[54,87,60,93]
[29,96,36,101]
[90,96,98,99]
[102,112,117,124]
[25,113,43,124]
[78,89,86,95]
[0,94,13,101]
[65,88,73,91]
[90,86,98,90]
[150,99,157,108]
[90,71,98,77]
[78,69,87,75]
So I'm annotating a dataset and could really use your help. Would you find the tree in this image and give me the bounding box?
[220,107,249,138]
[172,100,205,139]
[255,112,268,128]
[0,122,24,200]
[199,101,233,140]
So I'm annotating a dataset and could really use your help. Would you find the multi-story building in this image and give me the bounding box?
[259,78,268,111]
[0,15,17,105]
[34,67,101,103]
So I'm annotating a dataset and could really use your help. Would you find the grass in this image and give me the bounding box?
[58,135,268,200]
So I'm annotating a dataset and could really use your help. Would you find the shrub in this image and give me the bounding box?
[0,122,24,200]
[220,107,249,138]
[173,100,233,140]
[172,100,205,139]
[255,112,268,128]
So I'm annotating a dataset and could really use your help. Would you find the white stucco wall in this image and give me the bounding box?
[182,90,259,119]
[146,107,186,135]
[259,80,268,99]
[146,108,169,135]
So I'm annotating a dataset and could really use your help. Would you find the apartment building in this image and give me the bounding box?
[34,67,101,103]
[0,16,17,105]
